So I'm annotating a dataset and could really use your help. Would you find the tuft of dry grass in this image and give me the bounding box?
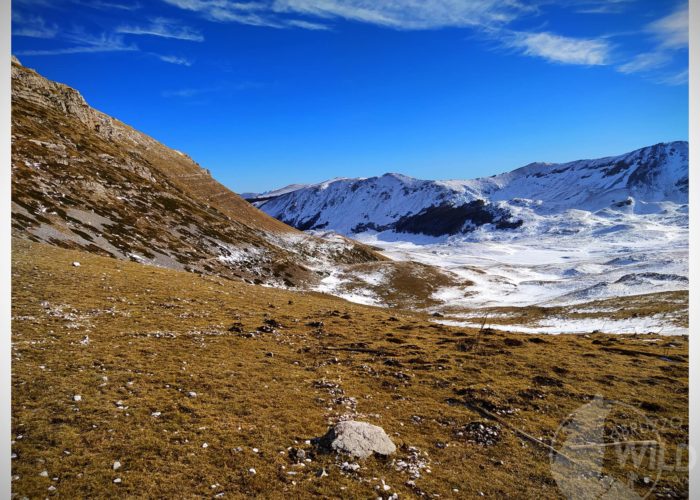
[12,239,688,498]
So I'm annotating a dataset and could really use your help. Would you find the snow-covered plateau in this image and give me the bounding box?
[248,142,689,334]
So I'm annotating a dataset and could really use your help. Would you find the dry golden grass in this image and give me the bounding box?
[11,239,688,498]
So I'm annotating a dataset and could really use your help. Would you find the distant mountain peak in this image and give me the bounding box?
[250,141,688,237]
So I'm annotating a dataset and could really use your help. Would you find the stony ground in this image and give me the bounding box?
[11,239,689,498]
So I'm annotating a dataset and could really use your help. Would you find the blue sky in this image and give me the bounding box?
[12,0,689,193]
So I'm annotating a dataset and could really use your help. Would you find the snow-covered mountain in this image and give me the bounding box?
[248,142,688,237]
[246,142,688,325]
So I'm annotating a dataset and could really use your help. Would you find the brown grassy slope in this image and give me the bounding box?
[12,239,688,498]
[11,56,290,234]
[11,57,382,287]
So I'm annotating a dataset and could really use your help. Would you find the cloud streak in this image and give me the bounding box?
[162,0,287,28]
[157,54,194,65]
[161,0,533,31]
[648,4,688,50]
[615,4,688,84]
[16,32,138,56]
[117,17,204,41]
[505,30,610,65]
[572,0,634,15]
[12,12,59,38]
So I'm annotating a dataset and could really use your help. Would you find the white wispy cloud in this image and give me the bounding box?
[162,85,220,97]
[272,0,532,29]
[74,0,142,10]
[656,68,688,86]
[617,51,667,74]
[162,0,286,28]
[16,32,138,56]
[161,0,532,30]
[162,81,263,97]
[286,19,331,30]
[648,4,688,50]
[506,30,610,65]
[116,17,204,41]
[573,0,634,15]
[615,4,688,82]
[14,0,141,9]
[12,12,59,38]
[157,54,194,65]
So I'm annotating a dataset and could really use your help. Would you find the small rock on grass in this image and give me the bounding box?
[318,421,396,459]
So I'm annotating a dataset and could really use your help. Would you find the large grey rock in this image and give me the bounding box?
[319,421,396,459]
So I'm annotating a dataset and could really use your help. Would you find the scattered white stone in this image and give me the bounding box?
[114,478,122,484]
[187,392,197,398]
[39,470,49,477]
[113,461,121,471]
[340,462,360,472]
[151,411,161,417]
[202,443,209,449]
[72,262,81,267]
[80,335,90,346]
[73,395,82,402]
[48,485,56,492]
[248,468,256,475]
[252,448,259,453]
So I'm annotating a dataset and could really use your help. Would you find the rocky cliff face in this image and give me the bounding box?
[11,57,382,287]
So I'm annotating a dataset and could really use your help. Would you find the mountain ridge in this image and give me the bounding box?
[248,141,688,237]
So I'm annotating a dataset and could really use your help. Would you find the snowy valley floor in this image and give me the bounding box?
[320,207,689,335]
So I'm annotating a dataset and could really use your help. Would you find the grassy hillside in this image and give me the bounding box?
[11,240,688,498]
[11,57,382,288]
